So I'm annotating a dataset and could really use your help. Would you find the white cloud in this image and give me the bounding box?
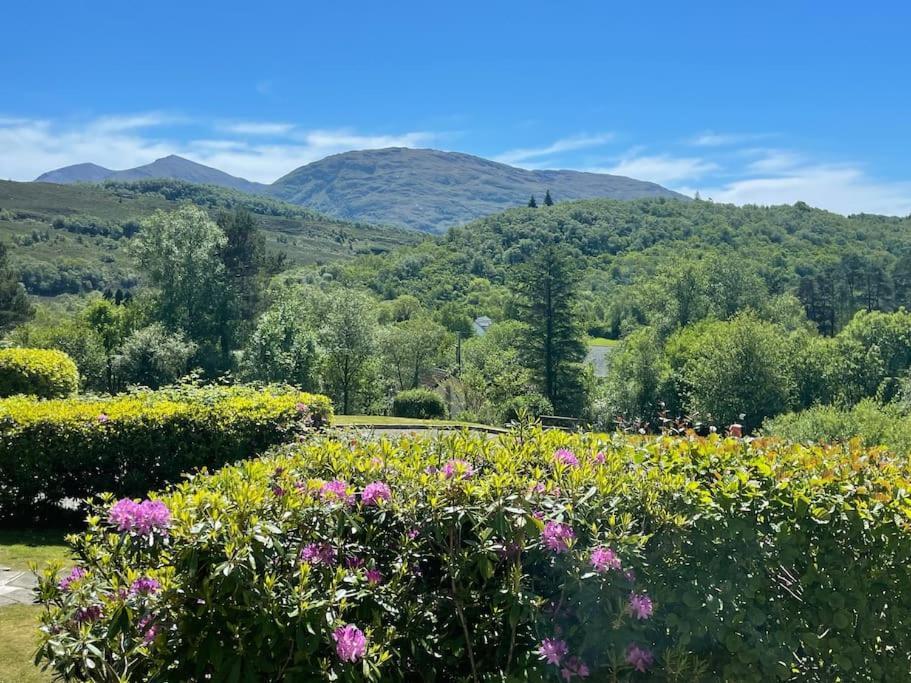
[744,149,805,173]
[0,115,445,183]
[218,121,296,136]
[599,154,719,184]
[494,133,615,166]
[688,131,772,147]
[690,164,911,217]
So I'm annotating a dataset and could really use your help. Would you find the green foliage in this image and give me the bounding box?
[320,291,377,414]
[499,391,553,422]
[112,324,197,390]
[391,387,446,419]
[0,384,332,518]
[0,347,79,399]
[35,429,911,681]
[598,327,672,425]
[378,317,452,391]
[240,296,321,390]
[0,241,33,330]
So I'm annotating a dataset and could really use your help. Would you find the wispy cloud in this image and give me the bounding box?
[687,131,773,147]
[0,114,447,183]
[599,153,719,184]
[494,133,615,166]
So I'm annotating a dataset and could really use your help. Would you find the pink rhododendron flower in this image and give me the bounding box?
[628,592,654,620]
[366,569,382,585]
[58,566,86,591]
[333,624,368,662]
[538,638,569,665]
[108,498,171,535]
[554,448,579,466]
[361,481,392,506]
[625,644,654,672]
[594,451,606,464]
[561,656,590,680]
[345,556,365,569]
[590,546,621,572]
[300,543,337,566]
[406,528,420,540]
[76,605,102,623]
[442,459,474,480]
[138,615,158,644]
[97,413,109,424]
[542,521,575,553]
[130,577,160,595]
[320,480,354,505]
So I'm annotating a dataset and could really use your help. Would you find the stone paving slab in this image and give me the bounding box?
[0,568,38,605]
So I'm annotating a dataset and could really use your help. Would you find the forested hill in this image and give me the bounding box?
[326,197,911,337]
[0,179,422,298]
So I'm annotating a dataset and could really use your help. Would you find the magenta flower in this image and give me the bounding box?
[590,546,621,573]
[594,451,606,464]
[97,412,109,424]
[320,480,355,505]
[625,644,654,672]
[138,614,158,644]
[628,592,654,620]
[58,566,86,591]
[542,521,575,553]
[366,569,382,585]
[561,656,591,680]
[406,528,420,540]
[130,577,161,595]
[333,624,368,663]
[75,605,103,623]
[108,498,171,535]
[554,448,579,467]
[442,459,474,480]
[345,556,365,569]
[272,485,286,497]
[300,543,337,566]
[361,481,392,506]
[538,638,569,665]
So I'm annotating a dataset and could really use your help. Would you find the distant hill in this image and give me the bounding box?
[270,148,685,231]
[37,155,267,195]
[0,179,422,298]
[37,148,686,232]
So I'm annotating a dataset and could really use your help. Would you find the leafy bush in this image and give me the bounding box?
[35,429,911,681]
[0,347,79,398]
[500,391,554,423]
[0,384,331,518]
[113,323,197,390]
[391,388,446,419]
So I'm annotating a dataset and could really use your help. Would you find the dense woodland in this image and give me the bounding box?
[4,186,911,435]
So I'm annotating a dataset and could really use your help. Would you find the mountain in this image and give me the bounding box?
[270,148,686,232]
[36,155,267,195]
[37,148,686,232]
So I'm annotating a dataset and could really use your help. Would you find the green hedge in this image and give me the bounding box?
[34,429,911,681]
[391,388,446,419]
[0,347,79,398]
[0,384,331,518]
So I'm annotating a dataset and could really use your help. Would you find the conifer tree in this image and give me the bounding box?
[528,195,537,208]
[543,190,554,206]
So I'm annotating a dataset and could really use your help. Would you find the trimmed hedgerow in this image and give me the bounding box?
[391,388,446,419]
[0,347,79,398]
[0,384,331,518]
[35,429,911,681]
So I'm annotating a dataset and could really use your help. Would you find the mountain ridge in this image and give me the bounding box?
[36,148,687,232]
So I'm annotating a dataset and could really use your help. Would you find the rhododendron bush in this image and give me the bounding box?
[35,429,911,681]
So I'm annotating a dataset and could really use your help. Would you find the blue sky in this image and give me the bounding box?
[2,1,910,215]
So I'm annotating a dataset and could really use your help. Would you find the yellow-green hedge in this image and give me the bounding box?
[0,347,79,399]
[0,384,331,518]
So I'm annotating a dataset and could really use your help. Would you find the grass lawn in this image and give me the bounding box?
[0,529,70,572]
[0,531,68,683]
[587,336,619,347]
[333,415,503,431]
[0,605,50,683]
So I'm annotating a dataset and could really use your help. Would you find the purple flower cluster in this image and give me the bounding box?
[58,566,86,591]
[300,543,337,566]
[75,604,103,623]
[333,624,368,662]
[442,459,474,480]
[108,498,171,535]
[628,592,654,620]
[590,546,621,573]
[130,577,161,595]
[538,639,589,679]
[625,643,654,672]
[138,614,158,644]
[361,481,392,506]
[320,479,355,505]
[366,569,383,585]
[542,521,575,553]
[554,448,579,467]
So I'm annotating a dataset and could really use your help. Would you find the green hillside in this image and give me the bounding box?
[326,197,911,335]
[0,179,422,297]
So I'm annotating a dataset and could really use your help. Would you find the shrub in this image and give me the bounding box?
[500,391,554,423]
[391,388,446,419]
[113,323,197,390]
[0,384,331,518]
[0,347,79,398]
[35,429,911,681]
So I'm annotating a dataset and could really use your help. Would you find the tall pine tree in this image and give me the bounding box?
[543,190,554,206]
[511,243,586,414]
[528,195,538,208]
